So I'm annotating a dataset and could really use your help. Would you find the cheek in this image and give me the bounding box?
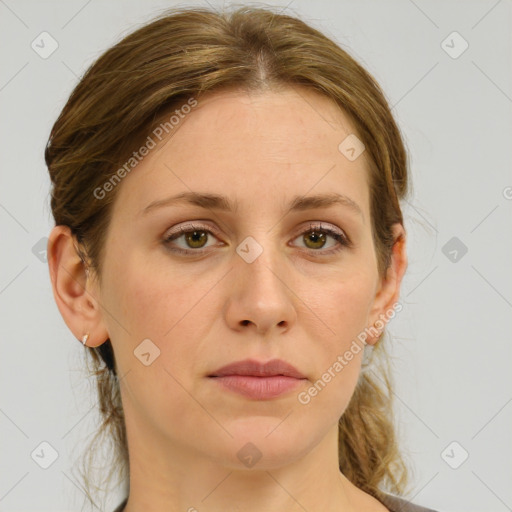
[103,247,189,338]
[300,268,375,402]
[102,251,219,379]
[313,268,376,347]
[102,259,210,437]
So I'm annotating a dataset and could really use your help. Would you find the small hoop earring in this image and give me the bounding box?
[81,333,89,346]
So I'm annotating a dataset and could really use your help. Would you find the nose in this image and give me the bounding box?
[224,243,297,336]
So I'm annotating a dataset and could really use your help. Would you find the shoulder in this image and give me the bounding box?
[379,492,440,512]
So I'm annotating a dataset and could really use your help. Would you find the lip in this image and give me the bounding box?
[209,358,306,379]
[208,359,307,400]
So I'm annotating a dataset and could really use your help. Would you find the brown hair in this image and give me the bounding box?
[45,5,411,509]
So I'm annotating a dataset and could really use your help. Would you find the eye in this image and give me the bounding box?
[290,223,350,255]
[163,223,221,255]
[163,222,351,256]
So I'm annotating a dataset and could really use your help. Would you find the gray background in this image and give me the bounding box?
[1,0,511,511]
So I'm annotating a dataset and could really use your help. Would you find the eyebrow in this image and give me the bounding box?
[142,191,363,220]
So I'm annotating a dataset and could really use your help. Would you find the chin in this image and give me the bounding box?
[204,418,315,469]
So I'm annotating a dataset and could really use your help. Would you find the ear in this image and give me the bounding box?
[47,225,109,347]
[366,223,407,345]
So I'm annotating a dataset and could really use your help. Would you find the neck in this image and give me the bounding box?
[121,421,370,512]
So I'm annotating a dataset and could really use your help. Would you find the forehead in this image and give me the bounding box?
[172,86,359,154]
[111,86,371,219]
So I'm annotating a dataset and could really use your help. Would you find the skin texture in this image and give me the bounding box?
[48,86,407,512]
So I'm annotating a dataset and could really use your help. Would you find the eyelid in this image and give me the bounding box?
[163,221,222,239]
[293,221,349,243]
[164,220,347,240]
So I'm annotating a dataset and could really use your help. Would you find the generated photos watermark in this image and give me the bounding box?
[93,97,198,200]
[297,301,403,405]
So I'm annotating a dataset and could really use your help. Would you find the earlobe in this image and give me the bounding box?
[47,225,109,347]
[366,223,408,345]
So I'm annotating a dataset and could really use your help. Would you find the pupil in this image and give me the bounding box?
[187,231,206,247]
[307,231,325,248]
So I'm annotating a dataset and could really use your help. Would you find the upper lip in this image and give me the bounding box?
[209,358,306,379]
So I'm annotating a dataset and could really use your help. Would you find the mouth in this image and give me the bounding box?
[208,359,307,400]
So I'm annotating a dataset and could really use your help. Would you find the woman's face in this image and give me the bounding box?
[91,87,403,469]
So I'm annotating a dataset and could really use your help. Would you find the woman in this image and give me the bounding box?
[45,5,439,512]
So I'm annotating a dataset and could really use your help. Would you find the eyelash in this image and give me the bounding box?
[163,222,351,257]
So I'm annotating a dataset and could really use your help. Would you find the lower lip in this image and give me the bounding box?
[210,375,305,399]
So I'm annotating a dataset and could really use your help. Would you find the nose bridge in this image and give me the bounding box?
[237,230,288,296]
[229,228,297,332]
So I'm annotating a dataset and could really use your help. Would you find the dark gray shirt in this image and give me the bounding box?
[112,493,439,511]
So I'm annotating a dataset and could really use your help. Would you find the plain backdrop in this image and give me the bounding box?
[1,0,511,511]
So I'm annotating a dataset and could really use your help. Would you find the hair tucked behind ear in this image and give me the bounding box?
[45,5,412,509]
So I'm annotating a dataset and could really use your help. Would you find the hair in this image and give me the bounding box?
[45,4,412,509]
